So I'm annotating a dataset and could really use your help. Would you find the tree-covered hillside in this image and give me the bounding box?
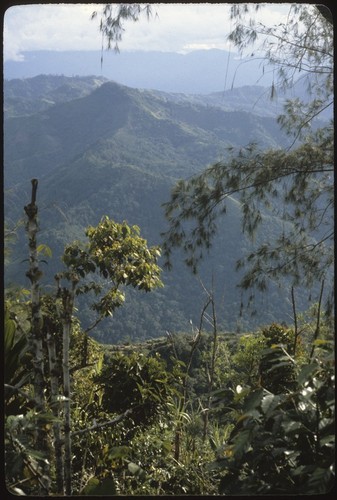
[3,75,109,118]
[4,76,322,343]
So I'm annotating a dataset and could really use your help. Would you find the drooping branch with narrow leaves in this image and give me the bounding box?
[92,3,153,56]
[162,2,333,314]
[162,127,333,288]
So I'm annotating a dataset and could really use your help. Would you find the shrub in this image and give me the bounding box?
[96,351,176,426]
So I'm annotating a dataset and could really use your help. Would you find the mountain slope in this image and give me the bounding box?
[5,76,304,343]
[4,75,109,118]
[4,79,290,188]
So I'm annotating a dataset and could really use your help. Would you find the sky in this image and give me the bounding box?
[3,2,292,62]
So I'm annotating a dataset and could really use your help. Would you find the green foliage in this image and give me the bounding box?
[62,216,162,319]
[295,302,335,350]
[5,295,334,496]
[200,337,234,391]
[4,5,335,494]
[80,476,117,495]
[208,342,335,495]
[259,324,297,394]
[163,131,333,291]
[5,409,60,495]
[96,351,176,426]
[4,299,32,415]
[261,322,294,350]
[5,201,164,495]
[231,332,265,387]
[4,307,29,386]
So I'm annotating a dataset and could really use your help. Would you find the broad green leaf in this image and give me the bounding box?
[297,363,318,385]
[128,461,146,479]
[282,420,303,435]
[243,388,264,412]
[4,316,16,352]
[232,428,252,458]
[261,394,281,416]
[81,477,100,495]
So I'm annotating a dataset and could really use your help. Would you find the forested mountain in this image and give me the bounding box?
[3,75,109,118]
[5,75,309,343]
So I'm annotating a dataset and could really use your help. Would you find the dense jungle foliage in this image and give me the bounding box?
[4,177,334,496]
[4,180,335,495]
[5,271,335,495]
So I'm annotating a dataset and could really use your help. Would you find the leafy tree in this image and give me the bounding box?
[62,215,162,324]
[258,323,297,394]
[59,215,162,494]
[161,3,333,315]
[231,332,265,388]
[96,351,176,427]
[5,180,163,495]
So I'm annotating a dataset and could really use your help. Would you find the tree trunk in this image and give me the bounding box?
[46,322,64,494]
[174,427,181,462]
[62,311,72,496]
[58,275,78,495]
[24,179,45,411]
[203,294,218,441]
[24,179,50,495]
[310,279,325,360]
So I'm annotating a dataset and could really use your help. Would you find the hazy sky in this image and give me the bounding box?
[3,3,291,62]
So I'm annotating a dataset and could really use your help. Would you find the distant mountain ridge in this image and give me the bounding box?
[4,75,310,343]
[4,75,109,118]
[4,49,276,94]
[4,73,287,123]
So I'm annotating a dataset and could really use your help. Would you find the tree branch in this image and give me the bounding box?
[4,384,39,406]
[71,409,133,436]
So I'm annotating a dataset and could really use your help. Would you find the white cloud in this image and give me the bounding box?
[3,4,102,60]
[3,3,235,60]
[3,3,293,61]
